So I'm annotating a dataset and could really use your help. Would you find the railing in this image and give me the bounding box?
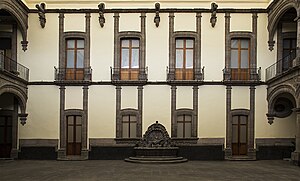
[265,51,296,81]
[0,52,29,81]
[166,67,204,81]
[110,67,148,81]
[54,67,92,81]
[223,68,261,81]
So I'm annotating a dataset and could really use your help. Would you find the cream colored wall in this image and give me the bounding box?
[119,13,141,32]
[18,13,59,81]
[199,86,226,138]
[255,86,297,138]
[143,85,171,134]
[121,86,138,109]
[89,86,115,138]
[230,13,252,32]
[201,13,225,81]
[90,13,114,81]
[174,13,196,32]
[19,85,59,139]
[64,14,86,32]
[231,87,250,109]
[177,86,193,109]
[146,13,169,81]
[65,87,83,109]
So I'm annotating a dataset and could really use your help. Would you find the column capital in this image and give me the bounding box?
[293,108,300,113]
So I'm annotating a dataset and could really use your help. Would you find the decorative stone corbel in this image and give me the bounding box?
[154,2,160,27]
[268,40,275,51]
[19,113,28,126]
[21,40,28,51]
[266,113,275,125]
[210,2,218,28]
[36,3,46,28]
[98,3,105,28]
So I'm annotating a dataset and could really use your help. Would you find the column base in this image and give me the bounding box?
[224,148,232,160]
[57,149,89,160]
[291,152,300,166]
[10,148,18,159]
[57,149,66,160]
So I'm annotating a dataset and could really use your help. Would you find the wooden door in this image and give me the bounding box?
[0,116,12,158]
[67,115,82,155]
[232,115,248,156]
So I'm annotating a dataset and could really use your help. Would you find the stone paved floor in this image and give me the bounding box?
[0,160,299,181]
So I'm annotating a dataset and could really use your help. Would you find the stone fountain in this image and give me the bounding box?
[125,121,187,163]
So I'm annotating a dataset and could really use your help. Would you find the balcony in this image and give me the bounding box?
[54,67,92,84]
[166,67,204,84]
[0,52,29,82]
[223,68,261,84]
[111,67,148,85]
[265,52,296,82]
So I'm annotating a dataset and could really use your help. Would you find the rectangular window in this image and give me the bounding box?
[230,38,250,80]
[65,39,85,80]
[177,114,192,138]
[283,38,296,71]
[122,115,137,138]
[120,39,140,80]
[175,38,194,80]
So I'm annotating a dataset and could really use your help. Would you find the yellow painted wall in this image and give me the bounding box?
[231,13,252,32]
[177,86,193,109]
[64,14,86,32]
[201,13,225,81]
[231,86,250,110]
[121,86,138,109]
[89,86,115,138]
[19,85,59,139]
[119,13,141,32]
[174,13,196,32]
[65,87,83,109]
[199,86,226,138]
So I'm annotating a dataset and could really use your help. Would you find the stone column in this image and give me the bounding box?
[116,86,122,138]
[113,13,120,78]
[58,86,66,159]
[297,18,300,65]
[11,98,18,159]
[249,86,256,159]
[292,108,300,166]
[171,86,177,137]
[168,13,175,80]
[137,86,143,137]
[225,85,232,158]
[82,86,89,159]
[192,86,199,137]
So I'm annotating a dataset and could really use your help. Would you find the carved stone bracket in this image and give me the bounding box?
[154,2,160,27]
[19,113,28,125]
[210,2,218,28]
[266,113,275,125]
[36,3,46,28]
[98,3,105,28]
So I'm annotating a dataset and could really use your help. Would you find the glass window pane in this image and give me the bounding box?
[232,125,238,143]
[231,39,238,48]
[67,50,75,68]
[177,115,183,122]
[130,123,137,138]
[176,50,184,68]
[76,126,81,143]
[122,115,129,123]
[231,50,238,68]
[77,40,84,49]
[122,40,129,47]
[292,39,296,49]
[241,50,249,68]
[240,116,247,125]
[241,39,249,49]
[122,123,129,138]
[76,116,82,125]
[186,39,194,48]
[186,50,194,68]
[185,122,192,138]
[131,49,139,68]
[76,50,84,68]
[185,115,192,122]
[131,40,139,47]
[177,123,183,138]
[67,40,75,49]
[240,125,247,143]
[68,116,74,125]
[130,115,137,123]
[68,126,73,142]
[176,39,184,48]
[283,39,290,49]
[121,49,129,68]
[232,116,238,124]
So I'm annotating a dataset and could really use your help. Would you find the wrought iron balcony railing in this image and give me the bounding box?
[0,52,29,82]
[111,67,148,82]
[223,68,261,82]
[265,51,296,82]
[54,67,92,81]
[166,67,204,81]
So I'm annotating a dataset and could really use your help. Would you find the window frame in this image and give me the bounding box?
[173,109,196,139]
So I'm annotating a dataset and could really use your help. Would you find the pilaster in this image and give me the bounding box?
[137,86,143,137]
[171,85,177,137]
[225,85,232,158]
[116,86,122,138]
[192,86,199,137]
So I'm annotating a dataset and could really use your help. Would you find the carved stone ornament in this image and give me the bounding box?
[19,113,28,126]
[154,2,160,27]
[98,3,105,28]
[136,121,175,147]
[36,3,46,28]
[210,2,218,28]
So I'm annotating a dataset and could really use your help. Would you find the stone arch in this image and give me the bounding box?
[0,0,28,51]
[267,0,298,50]
[0,84,27,114]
